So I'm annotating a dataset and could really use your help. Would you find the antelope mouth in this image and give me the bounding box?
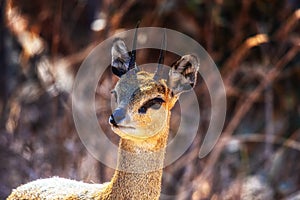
[112,124,135,130]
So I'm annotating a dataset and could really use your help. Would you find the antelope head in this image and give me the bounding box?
[109,29,199,141]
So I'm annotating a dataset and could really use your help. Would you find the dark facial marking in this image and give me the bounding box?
[138,97,165,114]
[111,90,118,103]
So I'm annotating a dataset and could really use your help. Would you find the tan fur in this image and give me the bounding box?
[7,18,198,197]
[8,126,169,200]
[7,72,173,200]
[99,121,170,200]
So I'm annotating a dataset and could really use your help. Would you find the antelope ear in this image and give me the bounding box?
[168,55,199,95]
[111,39,131,77]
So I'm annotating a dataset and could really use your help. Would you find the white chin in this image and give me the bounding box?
[112,126,159,140]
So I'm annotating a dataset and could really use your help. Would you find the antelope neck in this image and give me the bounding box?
[105,115,170,199]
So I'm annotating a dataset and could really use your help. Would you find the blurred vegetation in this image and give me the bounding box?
[0,0,300,199]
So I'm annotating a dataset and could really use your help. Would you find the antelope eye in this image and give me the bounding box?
[150,98,164,110]
[111,90,118,110]
[111,90,118,102]
[138,106,147,114]
[138,97,165,114]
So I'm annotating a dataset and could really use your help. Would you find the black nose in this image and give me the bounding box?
[109,107,126,126]
[109,115,117,126]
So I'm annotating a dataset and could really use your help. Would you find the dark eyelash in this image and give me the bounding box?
[138,98,165,114]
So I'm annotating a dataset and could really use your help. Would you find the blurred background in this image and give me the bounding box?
[1,0,300,199]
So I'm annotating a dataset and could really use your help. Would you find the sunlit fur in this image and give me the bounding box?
[111,70,178,140]
[7,70,178,200]
[7,33,198,199]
